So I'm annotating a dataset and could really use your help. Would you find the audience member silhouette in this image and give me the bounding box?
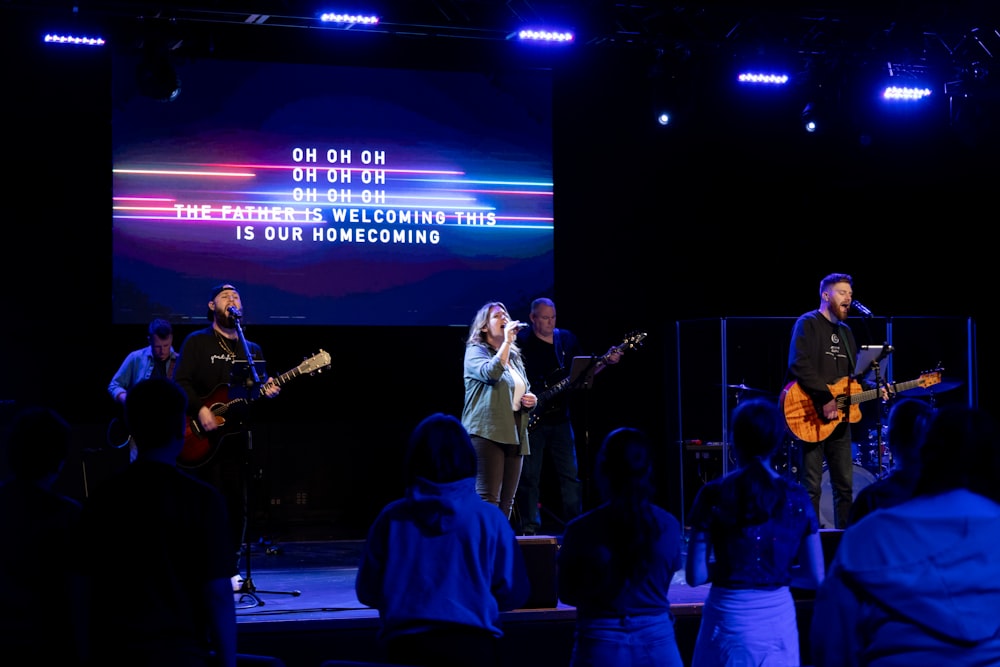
[557,427,685,667]
[0,404,83,665]
[355,412,531,667]
[75,377,237,667]
[811,403,1000,667]
[686,397,825,667]
[847,397,934,525]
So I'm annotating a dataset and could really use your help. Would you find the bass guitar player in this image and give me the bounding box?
[785,273,888,529]
[513,297,623,536]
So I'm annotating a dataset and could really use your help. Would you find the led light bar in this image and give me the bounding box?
[882,85,933,101]
[43,33,106,46]
[737,72,790,86]
[319,13,379,25]
[515,29,574,43]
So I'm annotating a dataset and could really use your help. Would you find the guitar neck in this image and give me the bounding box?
[541,352,613,400]
[271,367,300,387]
[849,376,929,405]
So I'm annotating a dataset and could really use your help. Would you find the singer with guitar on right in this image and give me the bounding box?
[784,273,887,528]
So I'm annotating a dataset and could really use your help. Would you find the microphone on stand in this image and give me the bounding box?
[852,300,873,318]
[227,306,243,320]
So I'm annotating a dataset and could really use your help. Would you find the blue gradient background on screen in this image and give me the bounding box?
[112,57,554,326]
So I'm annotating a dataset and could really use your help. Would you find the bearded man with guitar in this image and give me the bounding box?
[174,282,281,590]
[785,273,888,529]
[513,298,622,536]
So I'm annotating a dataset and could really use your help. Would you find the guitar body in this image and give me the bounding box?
[781,376,863,443]
[178,384,243,468]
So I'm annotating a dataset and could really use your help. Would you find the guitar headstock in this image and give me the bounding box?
[619,331,648,352]
[919,367,943,388]
[299,349,332,375]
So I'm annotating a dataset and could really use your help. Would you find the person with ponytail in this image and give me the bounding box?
[686,398,825,667]
[557,427,685,667]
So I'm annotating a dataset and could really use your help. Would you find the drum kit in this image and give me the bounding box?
[720,375,963,529]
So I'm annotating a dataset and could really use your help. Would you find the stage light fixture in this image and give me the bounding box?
[882,85,933,101]
[43,33,105,47]
[512,29,574,43]
[319,12,379,25]
[802,103,819,133]
[880,64,935,102]
[657,111,671,126]
[737,72,790,86]
[136,38,181,102]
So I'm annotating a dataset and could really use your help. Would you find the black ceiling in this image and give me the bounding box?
[7,1,1000,52]
[6,1,1000,93]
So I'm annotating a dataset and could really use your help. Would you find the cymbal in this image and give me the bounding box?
[905,378,963,396]
[720,383,769,394]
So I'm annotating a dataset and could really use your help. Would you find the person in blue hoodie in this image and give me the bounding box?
[811,403,1000,667]
[355,412,531,667]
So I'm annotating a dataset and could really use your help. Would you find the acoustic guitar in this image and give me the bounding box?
[178,350,331,468]
[780,369,941,443]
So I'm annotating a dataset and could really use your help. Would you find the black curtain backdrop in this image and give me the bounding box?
[4,17,991,537]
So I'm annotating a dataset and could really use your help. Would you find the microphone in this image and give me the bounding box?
[514,322,530,329]
[852,300,873,318]
[227,306,243,320]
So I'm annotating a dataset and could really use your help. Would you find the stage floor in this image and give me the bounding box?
[232,537,716,667]
[234,537,711,621]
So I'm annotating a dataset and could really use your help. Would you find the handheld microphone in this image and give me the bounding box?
[227,306,243,320]
[514,322,530,329]
[852,300,873,318]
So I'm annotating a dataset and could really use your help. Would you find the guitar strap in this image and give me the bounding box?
[554,328,565,370]
[840,322,857,376]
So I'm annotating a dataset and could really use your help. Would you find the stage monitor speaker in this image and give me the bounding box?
[516,535,559,609]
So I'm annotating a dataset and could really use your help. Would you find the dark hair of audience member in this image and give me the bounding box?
[887,398,934,466]
[404,412,478,486]
[914,403,1000,503]
[719,398,787,526]
[594,427,662,584]
[125,377,188,450]
[6,405,71,481]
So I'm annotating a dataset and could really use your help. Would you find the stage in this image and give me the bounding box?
[232,538,819,667]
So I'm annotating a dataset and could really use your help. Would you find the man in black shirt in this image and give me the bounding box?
[785,273,884,528]
[515,298,620,535]
[173,283,280,589]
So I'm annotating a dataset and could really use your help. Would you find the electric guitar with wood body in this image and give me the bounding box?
[178,350,331,468]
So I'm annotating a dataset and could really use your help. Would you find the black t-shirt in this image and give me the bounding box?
[517,327,582,421]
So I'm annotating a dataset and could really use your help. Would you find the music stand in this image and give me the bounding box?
[228,359,301,608]
[568,356,601,390]
[855,344,892,380]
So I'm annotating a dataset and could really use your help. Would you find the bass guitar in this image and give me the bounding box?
[178,350,331,469]
[780,368,941,443]
[527,331,647,432]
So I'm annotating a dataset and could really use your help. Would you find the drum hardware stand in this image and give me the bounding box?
[860,344,894,479]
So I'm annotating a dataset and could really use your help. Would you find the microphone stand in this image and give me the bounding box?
[230,314,301,608]
[857,343,893,479]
